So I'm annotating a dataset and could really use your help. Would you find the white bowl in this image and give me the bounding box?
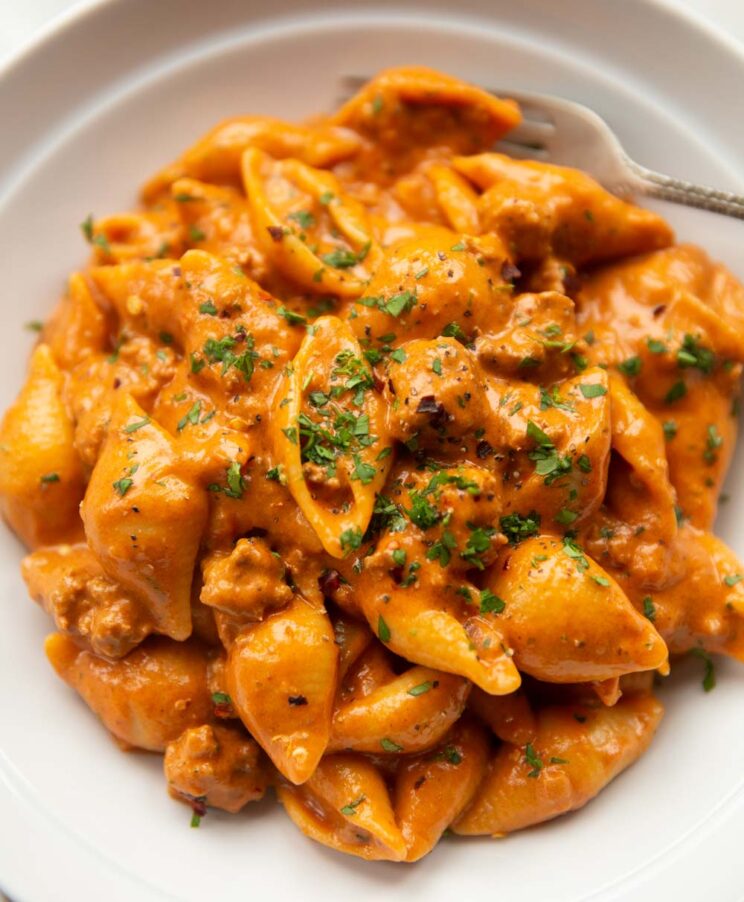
[1,2,743,900]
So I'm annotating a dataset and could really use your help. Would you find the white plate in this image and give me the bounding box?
[1,1,743,900]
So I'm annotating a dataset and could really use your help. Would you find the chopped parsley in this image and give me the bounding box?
[287,210,316,229]
[439,745,463,765]
[579,382,607,399]
[339,796,366,817]
[382,291,417,317]
[642,596,656,621]
[225,461,245,499]
[526,420,572,485]
[123,417,150,434]
[202,330,259,381]
[677,334,715,374]
[351,454,376,485]
[377,614,391,643]
[408,680,437,697]
[664,380,687,404]
[426,530,457,567]
[703,424,723,464]
[113,477,133,497]
[380,738,403,753]
[563,536,589,572]
[177,402,202,432]
[647,338,667,354]
[370,494,407,534]
[321,242,370,269]
[500,511,541,544]
[539,385,575,411]
[80,214,94,242]
[555,508,578,525]
[460,524,495,570]
[407,492,441,530]
[340,527,363,553]
[479,589,505,614]
[618,356,642,377]
[441,322,469,343]
[524,743,543,778]
[690,648,716,692]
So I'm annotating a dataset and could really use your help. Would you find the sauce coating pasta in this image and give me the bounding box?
[4,66,743,860]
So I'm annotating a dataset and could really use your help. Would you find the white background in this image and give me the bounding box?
[1,0,744,64]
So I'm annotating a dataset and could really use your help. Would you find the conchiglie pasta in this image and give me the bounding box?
[0,344,85,548]
[483,535,667,682]
[45,633,213,752]
[226,596,338,784]
[81,392,208,640]
[278,753,408,861]
[453,694,663,835]
[272,315,393,558]
[3,65,743,861]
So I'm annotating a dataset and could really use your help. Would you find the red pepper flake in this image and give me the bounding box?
[500,261,521,282]
[267,225,285,242]
[416,395,443,415]
[319,569,342,598]
[190,796,207,817]
[563,272,583,295]
[372,370,385,393]
[288,695,308,706]
[416,395,448,428]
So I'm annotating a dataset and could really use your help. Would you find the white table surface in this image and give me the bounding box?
[1,0,743,66]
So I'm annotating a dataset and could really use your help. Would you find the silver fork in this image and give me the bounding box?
[341,78,744,220]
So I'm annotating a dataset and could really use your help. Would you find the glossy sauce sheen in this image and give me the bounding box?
[3,67,743,861]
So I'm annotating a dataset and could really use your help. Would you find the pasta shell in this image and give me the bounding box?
[453,693,663,835]
[45,633,212,752]
[242,148,375,297]
[485,535,668,682]
[226,596,338,784]
[328,665,470,755]
[81,392,208,640]
[395,715,490,861]
[272,315,393,558]
[278,753,407,861]
[453,152,672,266]
[0,344,84,548]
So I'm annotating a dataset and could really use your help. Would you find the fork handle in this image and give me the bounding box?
[625,159,744,220]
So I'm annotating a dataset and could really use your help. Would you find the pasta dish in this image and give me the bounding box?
[2,67,743,861]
